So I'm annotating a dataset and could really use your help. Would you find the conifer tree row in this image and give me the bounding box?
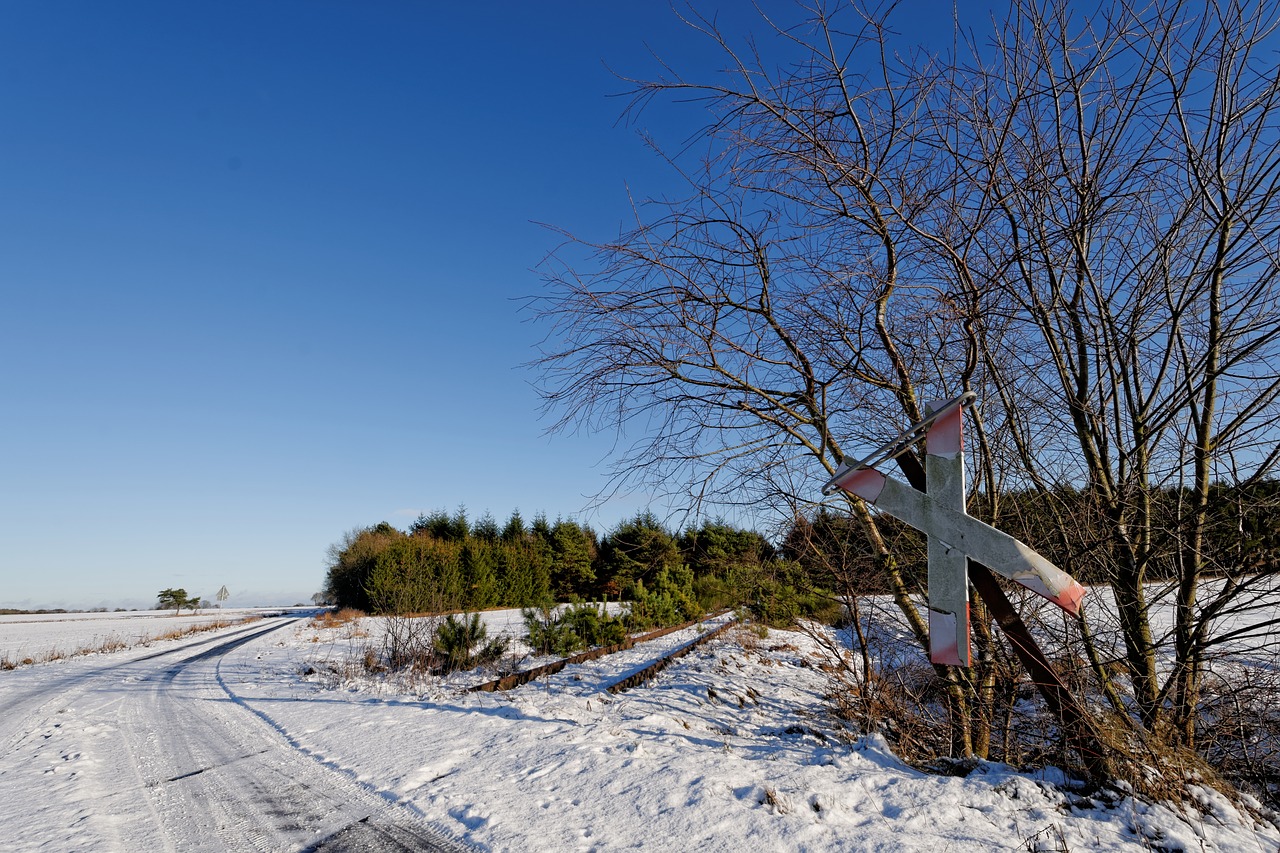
[322,508,828,623]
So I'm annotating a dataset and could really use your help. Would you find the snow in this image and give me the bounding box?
[0,608,277,663]
[251,613,1278,851]
[2,606,1278,851]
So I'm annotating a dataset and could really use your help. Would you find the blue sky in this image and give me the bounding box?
[0,2,975,610]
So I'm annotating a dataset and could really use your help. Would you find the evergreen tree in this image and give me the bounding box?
[491,537,552,607]
[461,539,499,609]
[324,523,405,611]
[501,509,527,542]
[473,512,500,542]
[157,588,193,614]
[449,505,470,541]
[550,518,596,598]
[598,513,679,594]
[680,519,772,578]
[410,510,450,539]
[409,508,469,541]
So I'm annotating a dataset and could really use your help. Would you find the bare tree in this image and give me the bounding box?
[534,0,1280,772]
[951,0,1280,743]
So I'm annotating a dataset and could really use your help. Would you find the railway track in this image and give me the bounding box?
[469,611,738,696]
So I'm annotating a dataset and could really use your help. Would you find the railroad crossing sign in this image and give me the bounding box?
[822,393,1086,666]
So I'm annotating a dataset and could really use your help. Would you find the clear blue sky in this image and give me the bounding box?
[0,2,977,610]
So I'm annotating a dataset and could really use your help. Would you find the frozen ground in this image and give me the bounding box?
[2,604,1276,851]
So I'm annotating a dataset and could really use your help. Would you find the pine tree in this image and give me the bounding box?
[551,519,596,598]
[462,539,499,609]
[501,509,526,542]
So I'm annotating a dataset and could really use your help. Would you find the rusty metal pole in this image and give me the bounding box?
[967,565,1110,778]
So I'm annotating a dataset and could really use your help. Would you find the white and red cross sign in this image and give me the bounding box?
[822,393,1085,667]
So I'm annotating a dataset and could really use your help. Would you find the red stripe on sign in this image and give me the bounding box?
[1049,581,1087,617]
[927,404,963,457]
[929,609,963,666]
[833,467,886,502]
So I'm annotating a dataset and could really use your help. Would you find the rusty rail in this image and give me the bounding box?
[604,619,737,694]
[469,610,731,693]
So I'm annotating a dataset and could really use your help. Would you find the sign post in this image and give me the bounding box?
[823,393,1086,664]
[823,393,1107,774]
[924,398,974,667]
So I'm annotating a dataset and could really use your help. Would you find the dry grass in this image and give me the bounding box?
[760,786,790,814]
[308,608,369,640]
[145,618,251,644]
[1022,823,1070,852]
[310,608,364,629]
[800,617,1268,819]
[723,623,765,652]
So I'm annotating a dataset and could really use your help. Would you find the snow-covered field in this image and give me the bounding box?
[2,603,1277,851]
[0,608,280,663]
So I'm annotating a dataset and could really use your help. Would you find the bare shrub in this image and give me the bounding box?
[363,562,459,683]
[381,611,442,673]
[1195,663,1280,811]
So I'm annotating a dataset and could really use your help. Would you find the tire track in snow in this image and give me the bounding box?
[211,633,479,852]
[0,618,282,756]
[1,617,471,852]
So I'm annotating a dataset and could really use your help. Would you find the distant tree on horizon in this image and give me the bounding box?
[156,588,199,615]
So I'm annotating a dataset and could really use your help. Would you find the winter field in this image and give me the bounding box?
[2,596,1278,851]
[0,608,283,666]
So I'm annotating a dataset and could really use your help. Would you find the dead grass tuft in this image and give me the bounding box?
[760,786,790,814]
[724,623,764,652]
[310,608,364,629]
[1023,823,1070,852]
[362,646,385,674]
[310,608,370,641]
[1084,714,1239,810]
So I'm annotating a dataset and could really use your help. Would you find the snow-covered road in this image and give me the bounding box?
[1,617,467,852]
